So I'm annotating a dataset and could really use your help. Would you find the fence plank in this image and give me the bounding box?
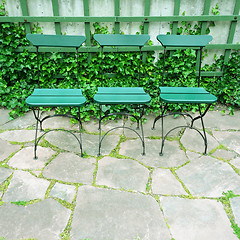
[19,0,31,33]
[114,0,120,34]
[51,0,61,35]
[83,0,92,61]
[223,0,240,63]
[172,0,181,34]
[143,0,151,61]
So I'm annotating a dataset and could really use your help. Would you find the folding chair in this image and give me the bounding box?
[152,34,217,155]
[26,34,86,159]
[93,34,151,156]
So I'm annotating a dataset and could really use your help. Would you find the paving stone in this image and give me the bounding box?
[119,139,189,168]
[71,186,171,240]
[50,182,76,202]
[230,157,240,170]
[2,170,50,202]
[211,148,237,160]
[160,197,238,240]
[0,108,11,126]
[42,152,95,184]
[230,197,240,226]
[0,130,36,142]
[176,156,240,197]
[213,130,240,154]
[41,114,79,131]
[152,169,187,195]
[0,111,35,130]
[8,146,55,170]
[193,110,240,130]
[45,131,120,156]
[83,118,124,134]
[0,199,71,240]
[0,167,13,185]
[185,150,202,161]
[124,113,187,138]
[0,139,21,162]
[96,156,149,192]
[180,128,219,153]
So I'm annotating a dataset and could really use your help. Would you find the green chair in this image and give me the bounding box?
[93,34,151,156]
[152,34,217,155]
[26,34,86,159]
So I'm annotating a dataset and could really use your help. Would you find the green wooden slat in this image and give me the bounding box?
[172,0,180,34]
[196,0,211,71]
[19,0,31,33]
[224,0,240,63]
[83,0,91,62]
[114,0,120,34]
[51,0,61,35]
[143,0,151,61]
[1,15,239,22]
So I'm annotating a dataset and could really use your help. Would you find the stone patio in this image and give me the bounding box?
[0,106,239,240]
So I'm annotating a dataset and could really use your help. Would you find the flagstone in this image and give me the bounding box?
[0,139,21,162]
[8,146,55,170]
[2,170,50,202]
[0,130,36,142]
[96,156,149,192]
[71,186,171,240]
[42,152,96,184]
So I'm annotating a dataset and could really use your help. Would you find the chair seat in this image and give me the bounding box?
[26,88,86,107]
[94,87,151,105]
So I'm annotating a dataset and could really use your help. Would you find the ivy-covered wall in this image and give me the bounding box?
[0,1,239,120]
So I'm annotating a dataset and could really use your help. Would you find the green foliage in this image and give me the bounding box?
[0,4,239,120]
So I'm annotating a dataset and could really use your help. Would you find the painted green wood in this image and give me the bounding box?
[224,0,240,63]
[94,34,150,47]
[114,0,120,34]
[157,34,213,47]
[1,15,239,22]
[160,87,208,94]
[94,87,151,104]
[201,0,211,34]
[83,0,92,62]
[160,92,217,104]
[51,0,61,35]
[19,0,31,34]
[172,0,180,34]
[26,34,86,47]
[143,0,151,61]
[26,89,86,107]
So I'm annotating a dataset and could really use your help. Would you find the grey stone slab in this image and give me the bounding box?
[2,170,50,202]
[96,156,149,192]
[193,110,240,130]
[0,199,71,240]
[230,197,240,226]
[0,108,11,126]
[1,111,35,130]
[50,182,76,203]
[0,167,13,185]
[213,130,240,154]
[41,113,79,131]
[161,197,238,240]
[152,169,187,195]
[176,156,240,197]
[71,186,171,240]
[45,131,120,156]
[83,118,124,134]
[231,157,240,170]
[8,146,55,170]
[180,128,219,153]
[42,152,95,184]
[0,130,36,142]
[124,113,187,138]
[119,139,189,168]
[0,139,21,162]
[211,149,237,160]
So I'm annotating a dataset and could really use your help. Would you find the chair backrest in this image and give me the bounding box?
[26,34,86,88]
[93,34,150,87]
[157,34,213,87]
